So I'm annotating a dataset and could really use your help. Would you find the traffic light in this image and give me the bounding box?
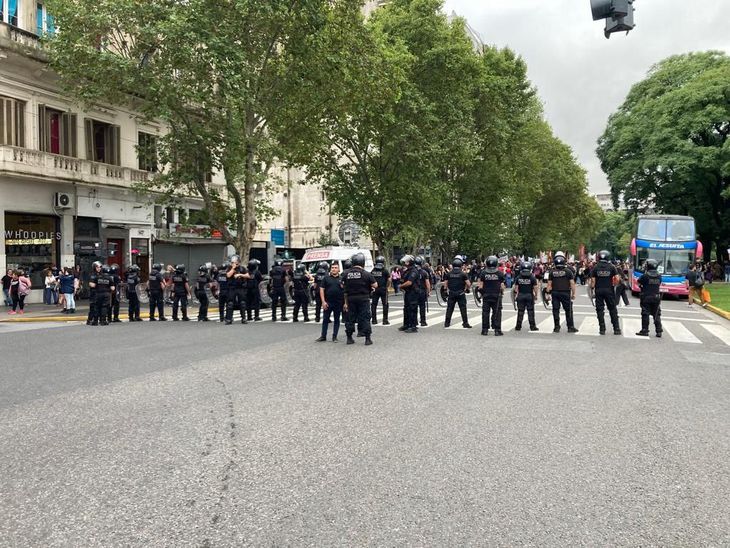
[590,0,635,39]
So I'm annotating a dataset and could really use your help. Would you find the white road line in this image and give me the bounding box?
[700,323,730,346]
[662,321,702,344]
[620,318,650,340]
[577,316,601,336]
[531,317,557,334]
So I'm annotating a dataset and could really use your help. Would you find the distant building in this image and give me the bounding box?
[594,193,625,212]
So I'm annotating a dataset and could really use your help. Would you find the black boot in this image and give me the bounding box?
[364,336,373,346]
[346,335,355,345]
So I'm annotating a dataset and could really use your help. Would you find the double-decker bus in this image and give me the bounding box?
[630,215,702,297]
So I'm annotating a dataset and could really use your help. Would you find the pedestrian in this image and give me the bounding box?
[225,256,249,325]
[43,268,58,305]
[291,263,312,322]
[591,250,621,335]
[171,264,191,321]
[148,263,167,321]
[268,259,289,322]
[547,253,579,333]
[92,265,114,326]
[8,270,32,315]
[194,265,211,322]
[125,265,142,321]
[725,262,730,283]
[370,256,391,325]
[245,259,264,321]
[636,259,663,338]
[316,262,344,342]
[2,269,12,307]
[514,260,539,331]
[59,267,77,313]
[443,257,472,329]
[391,266,401,294]
[686,262,707,307]
[414,256,431,327]
[478,256,505,336]
[342,252,377,345]
[312,261,329,323]
[108,264,122,323]
[86,261,102,325]
[398,255,421,333]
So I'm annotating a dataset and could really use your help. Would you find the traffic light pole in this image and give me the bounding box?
[590,0,636,38]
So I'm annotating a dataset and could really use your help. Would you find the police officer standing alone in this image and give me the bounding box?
[478,256,505,336]
[443,257,472,329]
[195,265,212,321]
[171,264,191,321]
[547,255,579,333]
[514,261,539,331]
[343,253,377,345]
[245,259,263,321]
[292,263,312,322]
[591,250,621,335]
[226,256,250,325]
[269,259,289,322]
[313,261,329,323]
[125,264,142,321]
[371,256,391,325]
[316,263,344,342]
[398,255,420,333]
[636,259,663,337]
[148,263,167,321]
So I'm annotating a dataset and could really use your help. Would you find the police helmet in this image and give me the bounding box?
[318,261,329,271]
[92,261,103,269]
[221,261,231,271]
[296,263,306,272]
[554,251,566,259]
[400,255,414,266]
[199,264,208,273]
[129,265,140,273]
[175,264,186,273]
[375,255,386,265]
[110,264,119,272]
[152,263,162,271]
[246,259,258,271]
[101,265,111,274]
[274,259,283,267]
[554,255,567,266]
[452,258,463,268]
[229,254,241,264]
[486,256,498,269]
[414,256,424,266]
[343,258,353,270]
[351,253,366,268]
[645,259,659,271]
[598,250,611,262]
[521,261,533,273]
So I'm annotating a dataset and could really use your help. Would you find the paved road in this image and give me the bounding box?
[1,293,729,546]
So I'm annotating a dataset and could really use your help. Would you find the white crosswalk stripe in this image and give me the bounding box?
[577,316,600,336]
[663,321,702,344]
[531,317,557,333]
[620,318,650,340]
[700,323,730,345]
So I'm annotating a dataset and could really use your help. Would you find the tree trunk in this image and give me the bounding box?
[241,143,257,261]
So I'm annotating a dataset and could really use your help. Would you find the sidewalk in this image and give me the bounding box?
[0,302,152,323]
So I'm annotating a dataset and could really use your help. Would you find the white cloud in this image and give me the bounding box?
[443,0,730,193]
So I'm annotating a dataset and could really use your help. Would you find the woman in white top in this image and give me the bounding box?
[44,269,58,305]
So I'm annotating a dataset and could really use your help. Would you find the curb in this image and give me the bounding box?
[0,312,150,323]
[703,303,730,321]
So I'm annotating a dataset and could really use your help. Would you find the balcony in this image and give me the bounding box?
[0,22,47,61]
[0,145,152,188]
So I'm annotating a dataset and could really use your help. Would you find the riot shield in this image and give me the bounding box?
[472,287,483,308]
[510,287,517,311]
[136,283,150,304]
[205,283,218,305]
[541,285,551,310]
[259,279,272,306]
[284,280,295,305]
[587,284,596,308]
[435,281,448,308]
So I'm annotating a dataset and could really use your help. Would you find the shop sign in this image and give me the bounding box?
[5,230,62,245]
[169,224,223,239]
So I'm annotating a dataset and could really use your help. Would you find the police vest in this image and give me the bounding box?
[592,262,616,290]
[447,268,467,293]
[480,270,503,296]
[96,275,112,293]
[270,267,285,288]
[550,268,572,291]
[148,272,163,291]
[292,272,308,291]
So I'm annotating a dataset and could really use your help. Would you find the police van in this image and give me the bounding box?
[300,246,375,273]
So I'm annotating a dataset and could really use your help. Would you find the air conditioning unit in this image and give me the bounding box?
[55,192,72,209]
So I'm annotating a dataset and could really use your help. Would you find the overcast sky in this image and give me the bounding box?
[442,0,730,194]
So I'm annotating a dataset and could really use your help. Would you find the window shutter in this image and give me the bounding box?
[84,118,94,160]
[38,104,47,151]
[0,98,6,145]
[68,114,77,157]
[15,101,24,147]
[111,125,121,165]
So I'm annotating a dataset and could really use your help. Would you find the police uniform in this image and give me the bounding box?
[319,272,344,341]
[125,269,142,321]
[245,267,263,321]
[514,269,538,331]
[591,260,621,334]
[313,265,328,323]
[401,265,421,332]
[637,268,663,337]
[215,268,229,322]
[479,268,505,335]
[343,267,376,343]
[292,268,310,322]
[195,270,211,321]
[226,265,248,324]
[171,270,190,320]
[95,271,113,326]
[548,264,576,332]
[370,263,390,325]
[269,264,288,321]
[417,266,430,326]
[86,269,99,325]
[108,266,121,323]
[148,268,166,321]
[444,265,470,328]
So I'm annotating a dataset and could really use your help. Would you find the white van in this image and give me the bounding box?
[300,246,374,273]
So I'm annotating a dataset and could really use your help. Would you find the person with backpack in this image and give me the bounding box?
[685,262,707,308]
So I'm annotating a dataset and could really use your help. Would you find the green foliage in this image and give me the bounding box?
[597,51,730,260]
[587,211,635,259]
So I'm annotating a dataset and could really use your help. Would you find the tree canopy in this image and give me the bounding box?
[597,51,730,260]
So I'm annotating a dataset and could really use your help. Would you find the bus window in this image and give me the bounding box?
[637,219,667,241]
[665,250,694,276]
[636,248,665,272]
[666,220,695,241]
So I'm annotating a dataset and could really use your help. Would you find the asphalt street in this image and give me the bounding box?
[1,292,729,546]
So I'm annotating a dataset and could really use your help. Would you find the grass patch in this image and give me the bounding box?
[700,283,730,312]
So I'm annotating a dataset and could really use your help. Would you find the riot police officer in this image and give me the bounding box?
[514,261,539,331]
[269,259,289,321]
[371,256,390,325]
[636,259,663,337]
[398,255,421,333]
[343,253,377,345]
[245,259,264,321]
[125,264,142,321]
[414,256,431,326]
[444,257,472,328]
[292,263,312,322]
[195,265,212,321]
[171,264,191,321]
[591,250,621,335]
[547,255,578,333]
[478,256,505,336]
[215,262,230,322]
[94,265,115,326]
[108,264,121,323]
[313,261,329,323]
[86,261,102,325]
[226,255,249,325]
[148,263,167,321]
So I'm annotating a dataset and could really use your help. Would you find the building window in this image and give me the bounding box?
[36,2,54,35]
[137,131,158,172]
[39,105,76,156]
[4,212,61,288]
[84,118,120,165]
[0,95,25,147]
[1,0,19,27]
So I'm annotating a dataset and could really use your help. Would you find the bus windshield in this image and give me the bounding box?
[665,250,694,276]
[637,218,695,242]
[637,219,667,241]
[636,248,665,273]
[666,219,695,241]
